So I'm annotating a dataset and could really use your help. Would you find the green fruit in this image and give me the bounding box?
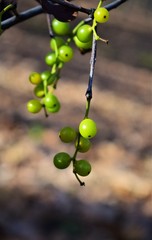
[34,82,45,98]
[58,45,74,62]
[29,72,42,85]
[45,52,57,66]
[94,7,109,23]
[41,71,51,81]
[44,93,60,108]
[50,37,65,51]
[59,126,77,143]
[76,24,93,43]
[53,152,71,169]
[46,101,60,113]
[52,18,71,35]
[73,36,92,50]
[79,118,97,139]
[74,160,91,176]
[27,99,42,113]
[76,136,91,153]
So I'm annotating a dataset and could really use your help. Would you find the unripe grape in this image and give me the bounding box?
[59,126,77,143]
[75,136,91,153]
[29,72,42,85]
[52,18,71,36]
[76,24,93,43]
[50,37,65,51]
[74,160,91,176]
[53,152,71,169]
[79,118,97,139]
[58,45,74,63]
[45,52,57,66]
[94,7,109,23]
[27,99,42,113]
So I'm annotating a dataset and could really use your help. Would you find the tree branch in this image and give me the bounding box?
[1,0,128,32]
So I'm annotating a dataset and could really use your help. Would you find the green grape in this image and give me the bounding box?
[50,37,65,51]
[59,126,77,143]
[51,18,71,36]
[74,160,91,176]
[44,92,60,108]
[75,136,91,153]
[79,118,97,139]
[76,24,93,43]
[53,152,71,169]
[29,72,42,85]
[27,99,42,113]
[34,82,45,98]
[41,70,51,81]
[46,101,60,113]
[58,45,74,63]
[94,7,109,23]
[45,52,57,66]
[73,36,92,50]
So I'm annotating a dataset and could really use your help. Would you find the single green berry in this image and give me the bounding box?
[41,71,51,81]
[51,18,71,36]
[76,24,93,43]
[46,101,60,113]
[53,152,71,169]
[50,37,65,51]
[59,126,77,143]
[44,93,60,108]
[45,52,57,66]
[58,45,74,62]
[27,99,42,113]
[34,82,45,98]
[94,7,109,23]
[79,118,97,139]
[75,136,91,153]
[29,72,42,85]
[73,36,92,50]
[74,160,91,176]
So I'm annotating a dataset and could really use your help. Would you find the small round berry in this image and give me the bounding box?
[53,152,71,169]
[74,160,91,176]
[50,37,65,51]
[46,101,60,113]
[76,24,93,43]
[73,36,92,50]
[51,18,71,35]
[44,93,60,108]
[45,52,57,66]
[94,7,109,23]
[58,45,74,62]
[75,136,91,153]
[27,99,42,113]
[41,71,51,81]
[59,127,77,143]
[34,83,45,98]
[29,72,42,85]
[79,118,97,139]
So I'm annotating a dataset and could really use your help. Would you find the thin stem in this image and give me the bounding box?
[85,34,97,101]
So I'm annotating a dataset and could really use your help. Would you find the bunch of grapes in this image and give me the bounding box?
[26,0,110,185]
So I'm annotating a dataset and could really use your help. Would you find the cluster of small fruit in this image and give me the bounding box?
[53,118,97,186]
[26,2,110,117]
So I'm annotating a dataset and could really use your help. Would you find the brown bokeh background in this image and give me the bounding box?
[0,1,152,239]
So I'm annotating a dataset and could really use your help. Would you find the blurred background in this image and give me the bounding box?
[0,0,152,239]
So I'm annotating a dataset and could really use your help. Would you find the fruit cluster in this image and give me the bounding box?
[26,0,110,185]
[54,118,97,186]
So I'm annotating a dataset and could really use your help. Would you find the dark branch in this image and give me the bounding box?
[1,0,128,32]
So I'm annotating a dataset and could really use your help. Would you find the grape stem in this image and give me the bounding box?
[85,34,97,101]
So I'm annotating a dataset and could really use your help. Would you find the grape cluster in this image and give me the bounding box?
[54,118,97,186]
[26,0,110,185]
